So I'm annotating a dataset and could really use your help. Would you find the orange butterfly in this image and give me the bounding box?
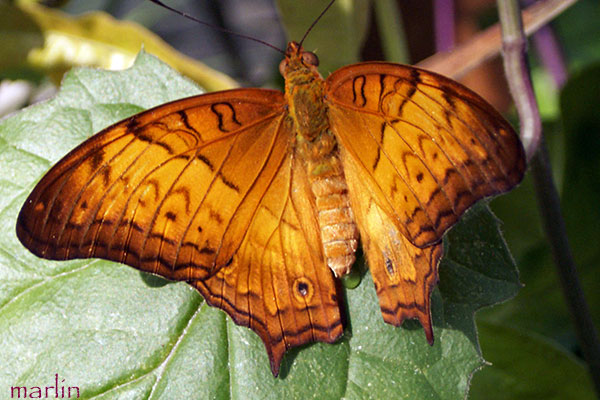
[16,38,525,376]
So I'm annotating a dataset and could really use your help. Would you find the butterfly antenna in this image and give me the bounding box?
[147,0,285,55]
[299,0,337,46]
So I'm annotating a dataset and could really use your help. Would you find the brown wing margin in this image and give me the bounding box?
[192,142,343,376]
[325,62,526,248]
[16,89,289,281]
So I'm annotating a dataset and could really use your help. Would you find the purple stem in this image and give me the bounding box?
[434,0,455,52]
[521,0,568,88]
[532,25,568,88]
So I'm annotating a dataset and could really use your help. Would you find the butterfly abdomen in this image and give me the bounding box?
[300,129,358,277]
[284,60,359,277]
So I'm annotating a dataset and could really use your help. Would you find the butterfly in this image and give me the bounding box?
[16,37,526,376]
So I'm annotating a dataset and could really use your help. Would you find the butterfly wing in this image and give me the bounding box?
[326,63,526,247]
[325,62,525,337]
[196,145,342,375]
[17,89,287,277]
[341,155,443,341]
[16,88,342,375]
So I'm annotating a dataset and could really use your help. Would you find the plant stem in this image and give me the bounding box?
[498,0,600,396]
[498,0,541,159]
[434,0,455,52]
[521,0,568,88]
[531,141,600,398]
[373,0,410,63]
[419,0,578,79]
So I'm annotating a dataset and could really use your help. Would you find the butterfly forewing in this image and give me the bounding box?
[325,62,526,248]
[17,90,290,279]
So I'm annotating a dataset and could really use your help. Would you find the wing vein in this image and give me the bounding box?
[409,83,510,183]
[211,114,289,269]
[381,116,457,215]
[137,114,284,264]
[287,155,326,340]
[329,98,491,193]
[350,111,438,231]
[262,202,288,351]
[55,134,142,256]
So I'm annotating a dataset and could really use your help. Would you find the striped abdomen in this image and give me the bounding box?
[302,131,359,277]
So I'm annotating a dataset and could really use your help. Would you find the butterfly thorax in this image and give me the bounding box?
[282,46,328,143]
[281,42,359,277]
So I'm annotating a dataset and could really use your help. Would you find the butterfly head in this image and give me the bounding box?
[279,41,321,79]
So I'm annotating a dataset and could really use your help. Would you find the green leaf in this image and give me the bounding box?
[0,52,520,398]
[470,321,596,400]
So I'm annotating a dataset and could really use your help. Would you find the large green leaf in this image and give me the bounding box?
[469,321,595,400]
[0,52,520,399]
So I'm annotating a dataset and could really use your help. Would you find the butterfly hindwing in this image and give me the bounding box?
[195,143,343,375]
[341,155,443,342]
